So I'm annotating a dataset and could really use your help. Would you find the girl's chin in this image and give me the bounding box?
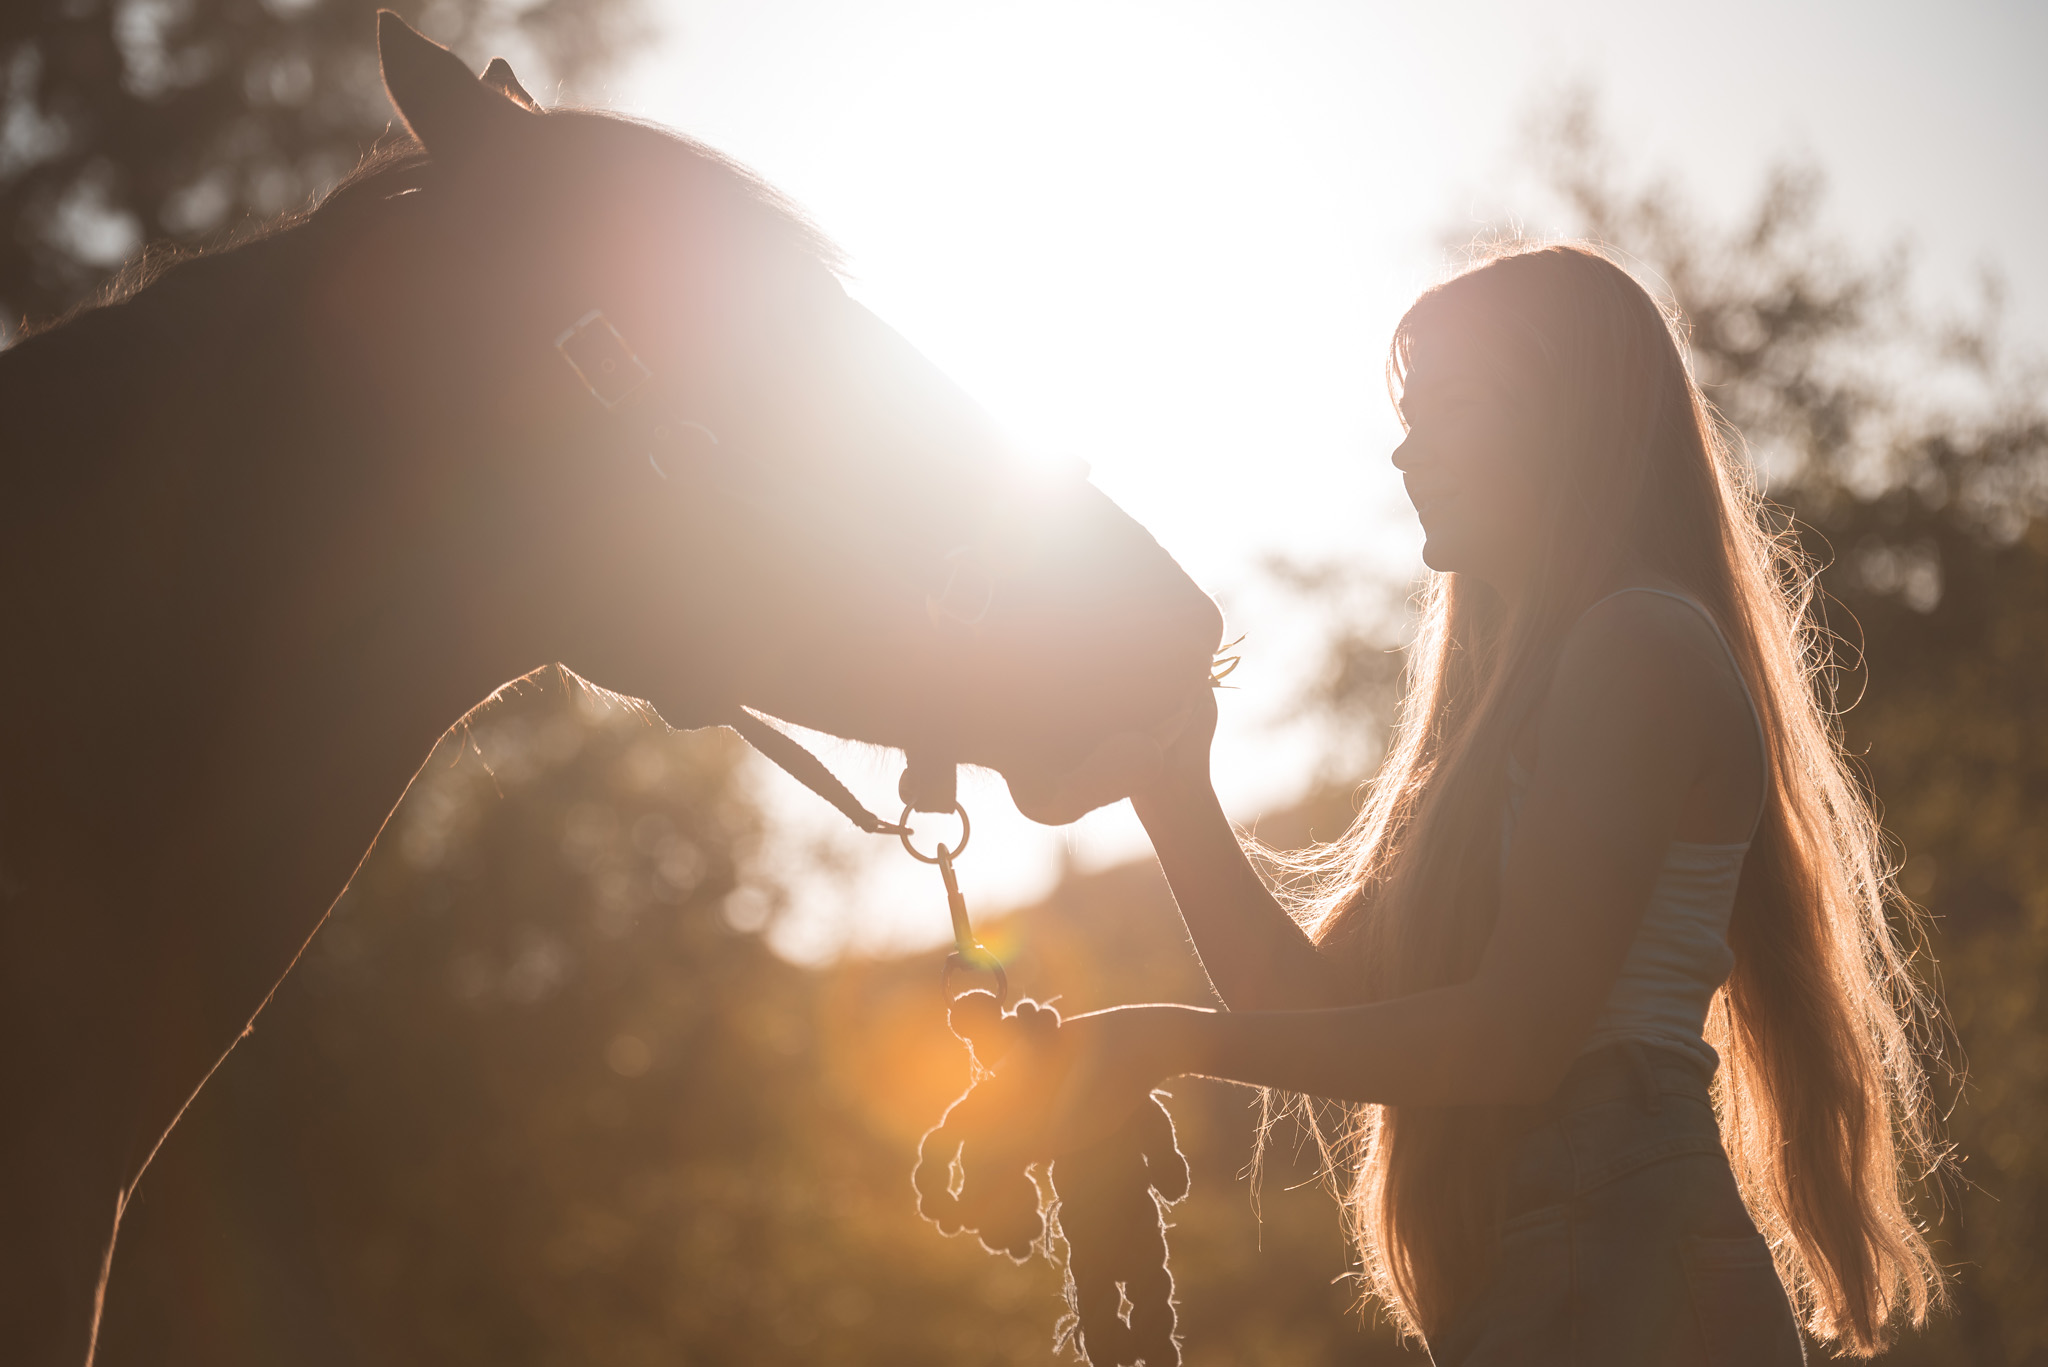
[1419,531,1466,575]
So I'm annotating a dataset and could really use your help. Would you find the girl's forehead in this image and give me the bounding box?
[1400,364,1486,398]
[1404,317,1528,375]
[1398,355,1515,413]
[1399,320,1551,408]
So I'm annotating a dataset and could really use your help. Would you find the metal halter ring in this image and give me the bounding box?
[897,803,971,864]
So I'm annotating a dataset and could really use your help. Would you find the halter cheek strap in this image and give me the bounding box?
[555,310,753,492]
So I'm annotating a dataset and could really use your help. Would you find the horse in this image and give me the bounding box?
[0,15,1223,1363]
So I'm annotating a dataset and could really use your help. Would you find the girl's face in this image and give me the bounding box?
[1391,351,1551,602]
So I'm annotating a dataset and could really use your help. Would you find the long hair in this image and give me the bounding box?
[1276,243,1947,1354]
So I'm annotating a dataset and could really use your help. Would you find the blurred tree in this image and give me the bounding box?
[1277,95,2048,1363]
[0,0,641,338]
[1258,552,1412,786]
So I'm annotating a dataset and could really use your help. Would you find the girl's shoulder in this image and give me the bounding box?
[1563,581,1740,686]
[1541,580,1757,765]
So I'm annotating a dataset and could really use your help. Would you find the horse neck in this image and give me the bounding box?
[0,222,547,1155]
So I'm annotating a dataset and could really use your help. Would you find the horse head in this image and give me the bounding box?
[346,13,1224,826]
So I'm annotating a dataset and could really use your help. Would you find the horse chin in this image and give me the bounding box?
[999,729,1167,827]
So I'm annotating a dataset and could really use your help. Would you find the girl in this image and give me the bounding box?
[997,243,1948,1362]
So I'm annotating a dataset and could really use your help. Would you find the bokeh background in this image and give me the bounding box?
[7,1,2046,1362]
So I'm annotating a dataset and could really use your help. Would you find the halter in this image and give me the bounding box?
[556,308,1007,1000]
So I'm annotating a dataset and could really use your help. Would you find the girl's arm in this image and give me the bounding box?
[1129,706,1351,1010]
[1034,595,1731,1145]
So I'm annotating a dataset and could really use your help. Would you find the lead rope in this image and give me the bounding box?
[898,800,1187,1367]
[725,708,910,837]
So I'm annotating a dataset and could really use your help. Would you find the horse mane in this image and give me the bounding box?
[0,109,841,522]
[16,142,432,342]
[23,109,842,343]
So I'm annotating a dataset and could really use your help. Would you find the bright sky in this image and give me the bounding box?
[604,0,2048,963]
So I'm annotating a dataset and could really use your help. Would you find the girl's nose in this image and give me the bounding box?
[1391,433,1423,473]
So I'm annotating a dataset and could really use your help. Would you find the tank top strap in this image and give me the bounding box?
[1577,586,1768,842]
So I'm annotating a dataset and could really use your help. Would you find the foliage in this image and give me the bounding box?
[0,0,641,335]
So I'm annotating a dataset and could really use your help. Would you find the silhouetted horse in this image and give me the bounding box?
[0,16,1221,1363]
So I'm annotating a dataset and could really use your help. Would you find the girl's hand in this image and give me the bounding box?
[1128,684,1219,818]
[977,1005,1207,1158]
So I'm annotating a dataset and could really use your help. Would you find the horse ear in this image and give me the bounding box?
[377,10,529,164]
[481,57,538,111]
